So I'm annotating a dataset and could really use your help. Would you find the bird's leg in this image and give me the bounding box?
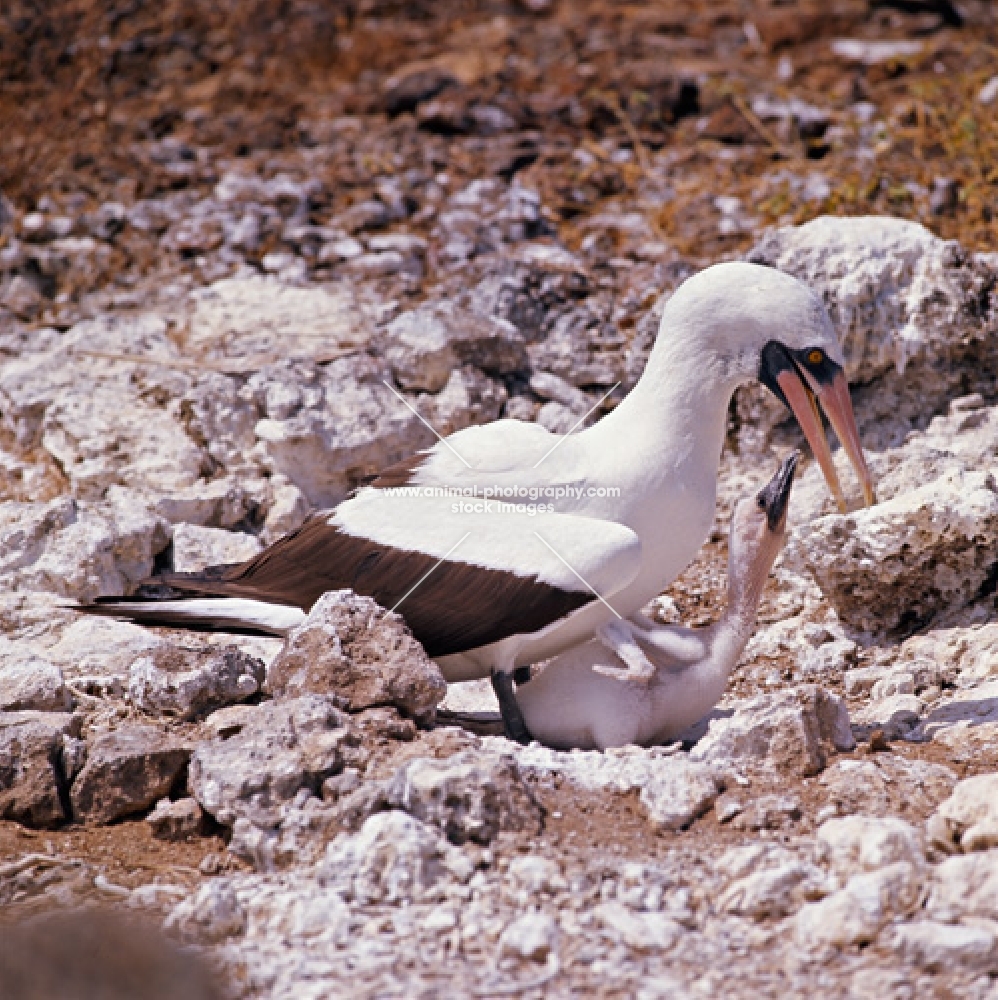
[491,669,533,745]
[594,619,657,683]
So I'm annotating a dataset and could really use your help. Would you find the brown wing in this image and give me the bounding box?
[156,514,593,657]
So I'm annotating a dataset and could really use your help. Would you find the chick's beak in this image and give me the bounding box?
[775,367,875,513]
[757,450,799,531]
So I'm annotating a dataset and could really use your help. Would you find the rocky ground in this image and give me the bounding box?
[2,1,998,997]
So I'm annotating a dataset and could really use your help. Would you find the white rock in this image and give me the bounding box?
[819,755,956,818]
[262,481,310,544]
[128,644,265,720]
[166,881,246,942]
[928,773,998,853]
[0,496,168,601]
[189,276,372,363]
[505,741,719,831]
[0,315,206,498]
[151,479,255,529]
[690,687,854,775]
[499,911,559,961]
[382,301,526,392]
[0,656,71,712]
[383,751,542,844]
[927,850,998,922]
[346,250,406,277]
[189,695,351,832]
[979,75,998,106]
[529,371,592,413]
[508,856,566,894]
[788,470,998,633]
[419,366,507,438]
[888,920,998,973]
[170,522,263,573]
[795,862,921,947]
[321,810,472,904]
[719,860,826,919]
[817,815,925,876]
[593,902,681,952]
[252,355,434,506]
[536,400,585,435]
[917,679,998,753]
[800,638,857,676]
[831,39,924,65]
[638,757,721,831]
[852,693,925,738]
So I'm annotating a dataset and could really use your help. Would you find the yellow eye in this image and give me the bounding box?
[807,349,824,365]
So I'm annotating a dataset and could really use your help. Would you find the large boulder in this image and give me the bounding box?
[266,591,446,720]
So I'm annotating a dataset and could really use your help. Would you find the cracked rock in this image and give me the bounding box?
[147,796,207,841]
[691,687,854,775]
[0,494,169,601]
[169,523,263,573]
[320,810,474,905]
[382,750,543,844]
[0,711,78,827]
[788,469,998,634]
[250,355,434,506]
[382,300,527,393]
[266,591,446,720]
[0,655,71,712]
[189,696,357,830]
[926,773,998,853]
[128,644,265,721]
[70,725,190,825]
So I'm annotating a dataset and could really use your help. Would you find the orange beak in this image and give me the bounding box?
[776,367,876,513]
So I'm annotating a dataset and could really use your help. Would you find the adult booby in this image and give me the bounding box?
[514,452,799,750]
[84,262,874,739]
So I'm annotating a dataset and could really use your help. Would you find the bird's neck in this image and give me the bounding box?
[678,546,772,701]
[596,319,740,478]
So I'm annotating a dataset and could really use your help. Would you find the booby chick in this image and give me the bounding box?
[81,263,874,742]
[513,453,799,751]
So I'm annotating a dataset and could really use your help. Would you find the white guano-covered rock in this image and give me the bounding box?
[0,495,168,601]
[0,655,71,712]
[926,850,998,922]
[128,644,266,721]
[169,523,263,573]
[788,469,998,633]
[189,275,373,363]
[250,355,434,506]
[382,301,526,393]
[320,810,473,905]
[888,921,998,973]
[266,590,446,719]
[0,315,206,498]
[189,696,355,830]
[927,773,998,853]
[752,213,998,387]
[795,862,922,948]
[382,751,542,844]
[505,741,720,831]
[816,815,924,876]
[749,216,997,383]
[690,687,854,776]
[166,881,247,942]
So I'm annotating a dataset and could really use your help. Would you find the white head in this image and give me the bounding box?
[657,262,874,512]
[726,450,798,621]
